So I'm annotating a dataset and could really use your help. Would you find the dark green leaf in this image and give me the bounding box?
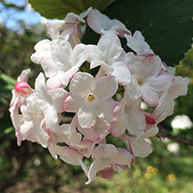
[28,0,111,19]
[103,0,193,65]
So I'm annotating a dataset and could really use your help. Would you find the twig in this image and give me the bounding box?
[157,131,193,146]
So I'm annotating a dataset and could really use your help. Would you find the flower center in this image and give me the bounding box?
[87,94,95,102]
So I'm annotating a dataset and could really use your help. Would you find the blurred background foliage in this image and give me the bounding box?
[0,0,193,193]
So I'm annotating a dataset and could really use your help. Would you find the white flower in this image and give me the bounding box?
[111,93,146,136]
[87,33,131,85]
[9,69,32,146]
[86,144,133,184]
[152,75,189,124]
[125,53,174,106]
[47,7,92,46]
[130,126,159,158]
[64,72,118,128]
[26,73,67,132]
[87,9,130,37]
[125,31,154,54]
[31,36,88,89]
[16,105,50,148]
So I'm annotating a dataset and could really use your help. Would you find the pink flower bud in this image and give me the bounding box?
[14,82,34,96]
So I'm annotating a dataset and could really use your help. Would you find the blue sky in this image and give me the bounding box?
[0,0,45,32]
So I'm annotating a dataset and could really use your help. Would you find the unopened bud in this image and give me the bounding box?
[14,82,34,96]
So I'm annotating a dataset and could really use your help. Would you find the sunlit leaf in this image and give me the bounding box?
[29,0,112,19]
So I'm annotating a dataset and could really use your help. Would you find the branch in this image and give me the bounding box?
[157,131,193,146]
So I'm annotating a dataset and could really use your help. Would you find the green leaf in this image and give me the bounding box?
[0,72,16,106]
[0,72,16,90]
[28,0,111,19]
[0,114,14,134]
[103,0,193,65]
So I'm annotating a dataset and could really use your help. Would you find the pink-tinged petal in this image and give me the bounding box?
[87,9,130,37]
[16,121,33,142]
[92,144,118,159]
[140,55,162,79]
[51,36,72,70]
[70,72,96,97]
[44,106,59,132]
[86,159,110,184]
[60,26,75,41]
[63,95,81,112]
[47,129,57,144]
[65,12,85,23]
[146,74,174,92]
[59,66,79,87]
[87,9,113,35]
[71,43,88,67]
[17,68,30,82]
[46,74,64,90]
[97,34,125,65]
[152,91,174,124]
[125,31,153,54]
[26,92,48,116]
[95,99,115,122]
[114,148,133,165]
[141,86,159,107]
[113,164,125,173]
[48,88,68,113]
[48,143,58,160]
[168,76,189,99]
[113,99,124,118]
[57,146,83,165]
[107,19,131,37]
[125,52,143,76]
[31,39,52,64]
[131,127,158,158]
[76,139,93,149]
[86,45,101,64]
[40,56,59,78]
[131,137,152,158]
[9,107,23,130]
[76,139,95,158]
[111,118,127,137]
[17,106,50,148]
[125,77,142,99]
[36,121,50,148]
[111,62,131,85]
[144,126,159,138]
[34,73,52,102]
[78,105,96,128]
[98,164,114,179]
[95,75,118,99]
[79,7,92,21]
[81,119,110,143]
[58,124,82,146]
[125,109,146,136]
[46,20,75,40]
[10,90,18,108]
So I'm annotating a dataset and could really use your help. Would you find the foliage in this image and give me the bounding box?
[29,0,112,19]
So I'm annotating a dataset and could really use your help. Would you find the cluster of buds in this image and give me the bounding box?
[9,8,189,184]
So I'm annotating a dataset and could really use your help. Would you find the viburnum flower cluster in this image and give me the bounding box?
[9,7,189,184]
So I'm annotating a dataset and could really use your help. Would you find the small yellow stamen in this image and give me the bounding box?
[87,94,95,102]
